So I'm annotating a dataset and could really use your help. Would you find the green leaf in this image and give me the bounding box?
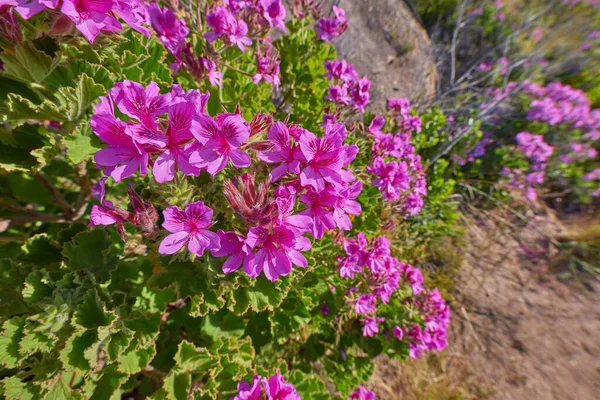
[61,329,97,372]
[0,317,26,368]
[173,341,216,373]
[19,234,62,267]
[55,73,105,121]
[3,376,41,400]
[118,344,156,374]
[19,329,56,356]
[0,41,59,83]
[74,290,116,329]
[63,124,103,164]
[5,94,66,122]
[44,377,84,400]
[84,367,127,400]
[0,143,37,172]
[62,230,118,282]
[200,310,245,340]
[22,270,54,303]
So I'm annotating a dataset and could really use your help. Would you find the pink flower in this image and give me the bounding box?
[204,6,252,52]
[355,294,376,316]
[244,225,307,282]
[316,5,347,42]
[147,3,189,54]
[258,0,286,31]
[158,201,220,257]
[261,370,301,400]
[362,317,385,337]
[3,0,58,19]
[112,0,150,37]
[152,101,200,183]
[333,181,362,230]
[61,0,122,43]
[189,113,251,175]
[350,386,376,400]
[91,96,151,182]
[232,375,262,400]
[298,122,348,192]
[392,326,404,341]
[258,122,302,181]
[212,230,248,274]
[299,187,337,239]
[111,80,171,130]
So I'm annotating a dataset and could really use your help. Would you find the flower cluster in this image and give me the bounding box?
[349,385,376,400]
[336,233,450,358]
[315,4,347,42]
[366,99,427,216]
[1,0,150,43]
[147,1,285,88]
[323,59,371,112]
[525,82,597,129]
[403,288,451,359]
[231,370,300,400]
[501,132,554,201]
[90,80,363,282]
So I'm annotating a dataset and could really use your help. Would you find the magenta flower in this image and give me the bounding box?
[350,77,371,112]
[2,0,58,19]
[261,370,301,400]
[258,122,302,181]
[333,180,362,230]
[158,201,220,257]
[337,255,362,279]
[189,113,251,175]
[362,317,385,337]
[153,101,199,183]
[113,0,150,37]
[316,5,347,42]
[355,294,376,316]
[244,225,306,282]
[112,81,171,129]
[392,326,404,341]
[387,97,411,118]
[61,0,122,43]
[204,6,252,51]
[299,187,337,239]
[258,0,287,31]
[298,123,348,192]
[212,230,248,274]
[350,386,376,400]
[91,96,151,182]
[324,59,358,83]
[231,375,262,400]
[368,116,386,135]
[147,3,189,54]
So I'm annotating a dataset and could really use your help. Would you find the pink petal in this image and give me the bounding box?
[229,149,251,168]
[158,231,189,255]
[153,150,176,183]
[162,206,186,233]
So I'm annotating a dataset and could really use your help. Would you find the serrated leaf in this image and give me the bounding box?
[19,234,62,267]
[84,367,127,400]
[46,60,115,92]
[0,143,38,172]
[55,73,105,121]
[22,270,54,303]
[173,341,216,373]
[118,344,156,374]
[0,41,59,83]
[63,124,103,164]
[19,329,56,356]
[62,230,118,282]
[61,329,97,372]
[163,372,191,400]
[0,317,26,368]
[74,290,116,329]
[189,290,226,318]
[44,377,84,400]
[6,93,66,122]
[200,310,245,340]
[3,376,41,400]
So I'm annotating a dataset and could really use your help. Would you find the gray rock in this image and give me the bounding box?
[324,0,438,113]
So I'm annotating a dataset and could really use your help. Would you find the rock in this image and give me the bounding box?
[323,0,438,113]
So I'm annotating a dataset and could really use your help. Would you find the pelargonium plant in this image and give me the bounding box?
[0,0,451,398]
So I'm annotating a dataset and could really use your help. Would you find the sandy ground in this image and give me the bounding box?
[370,208,600,399]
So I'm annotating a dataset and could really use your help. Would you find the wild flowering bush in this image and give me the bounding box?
[0,1,452,398]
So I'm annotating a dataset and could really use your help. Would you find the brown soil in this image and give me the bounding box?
[371,208,600,399]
